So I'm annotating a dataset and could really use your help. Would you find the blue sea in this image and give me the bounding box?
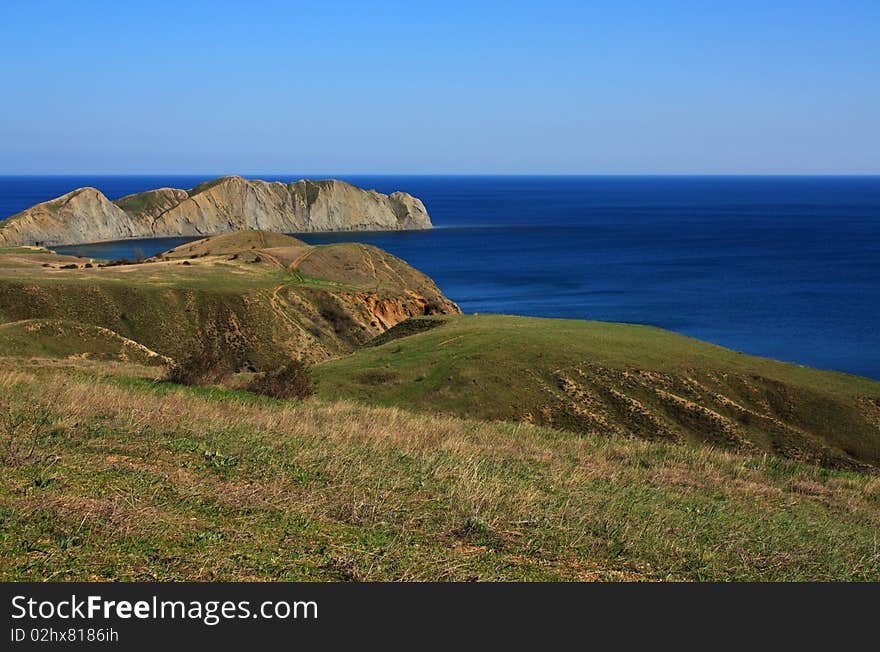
[1,175,878,379]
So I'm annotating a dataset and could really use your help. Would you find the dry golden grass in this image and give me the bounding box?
[2,361,879,581]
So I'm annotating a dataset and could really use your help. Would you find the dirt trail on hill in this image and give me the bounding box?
[269,285,303,331]
[289,247,316,271]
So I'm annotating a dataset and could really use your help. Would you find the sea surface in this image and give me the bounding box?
[1,175,878,379]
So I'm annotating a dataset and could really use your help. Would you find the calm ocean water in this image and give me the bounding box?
[1,175,878,379]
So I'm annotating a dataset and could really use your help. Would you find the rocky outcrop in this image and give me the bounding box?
[0,176,432,247]
[356,292,456,330]
[150,177,431,237]
[0,188,145,247]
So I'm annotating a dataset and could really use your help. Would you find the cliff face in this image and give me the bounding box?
[150,177,431,237]
[0,188,145,247]
[0,176,432,246]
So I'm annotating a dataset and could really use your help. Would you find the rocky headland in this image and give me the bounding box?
[0,176,432,247]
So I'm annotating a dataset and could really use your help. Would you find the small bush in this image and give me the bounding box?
[246,360,314,400]
[422,300,446,315]
[354,369,398,385]
[100,258,132,267]
[1,404,60,470]
[319,301,357,336]
[166,346,236,386]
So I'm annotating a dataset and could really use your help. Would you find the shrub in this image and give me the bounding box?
[422,300,446,315]
[166,344,236,386]
[354,369,398,385]
[317,299,358,336]
[100,258,132,267]
[0,403,60,471]
[246,360,314,400]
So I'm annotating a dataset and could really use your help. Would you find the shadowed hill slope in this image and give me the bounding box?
[114,187,189,221]
[313,315,880,470]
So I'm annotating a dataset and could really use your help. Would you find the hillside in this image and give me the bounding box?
[3,236,879,471]
[2,237,878,471]
[0,232,459,367]
[0,176,432,247]
[1,233,880,580]
[314,315,880,470]
[0,319,170,366]
[2,358,879,581]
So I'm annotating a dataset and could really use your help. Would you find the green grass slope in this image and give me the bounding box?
[0,319,169,365]
[114,187,188,221]
[2,359,879,581]
[314,315,880,470]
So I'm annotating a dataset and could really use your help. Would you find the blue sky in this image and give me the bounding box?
[1,0,878,174]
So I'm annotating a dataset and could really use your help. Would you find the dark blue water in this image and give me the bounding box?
[1,175,879,379]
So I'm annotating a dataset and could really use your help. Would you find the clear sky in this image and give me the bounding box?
[1,0,878,174]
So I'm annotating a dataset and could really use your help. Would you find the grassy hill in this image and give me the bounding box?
[0,232,459,368]
[2,357,879,581]
[2,231,879,580]
[314,315,880,470]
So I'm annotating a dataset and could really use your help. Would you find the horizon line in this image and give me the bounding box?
[1,172,879,178]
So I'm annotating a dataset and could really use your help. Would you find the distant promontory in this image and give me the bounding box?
[0,176,432,246]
